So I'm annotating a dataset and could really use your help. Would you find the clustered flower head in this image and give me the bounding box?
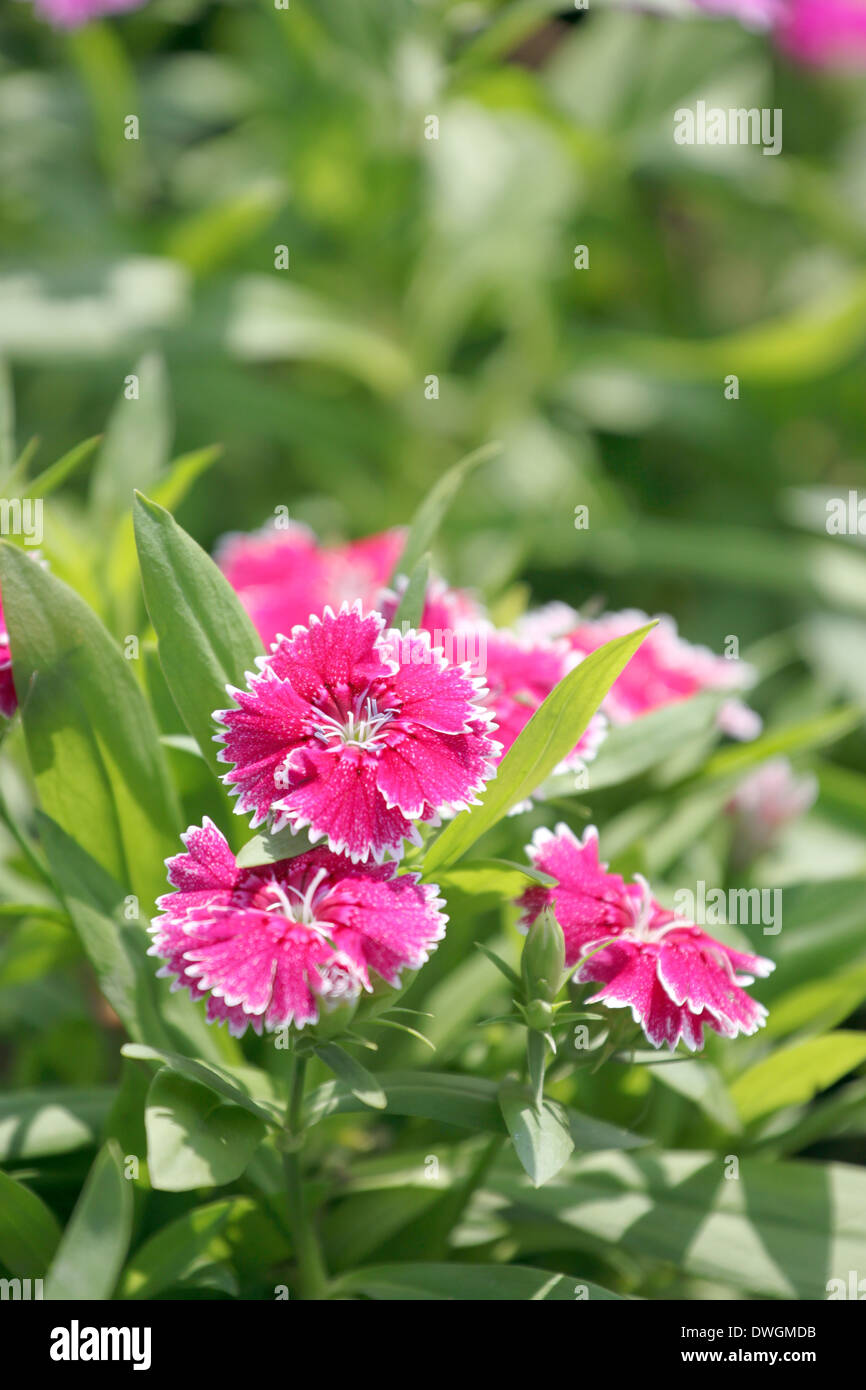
[693,0,866,66]
[518,824,774,1051]
[150,819,446,1035]
[140,513,785,1052]
[215,603,500,863]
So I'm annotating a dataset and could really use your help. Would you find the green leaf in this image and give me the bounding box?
[492,1149,866,1300]
[144,1070,267,1192]
[91,353,171,524]
[235,825,315,869]
[731,1033,866,1125]
[391,551,430,631]
[44,1141,133,1300]
[0,544,181,907]
[764,961,866,1040]
[333,1262,621,1301]
[119,1197,254,1299]
[390,441,502,582]
[499,1079,574,1187]
[538,692,724,797]
[701,706,862,782]
[307,1070,504,1132]
[0,1169,61,1277]
[437,858,556,901]
[1,435,100,501]
[122,1044,283,1126]
[133,493,262,772]
[38,814,233,1063]
[315,1043,387,1110]
[423,622,655,873]
[642,1058,741,1133]
[107,444,222,605]
[306,1069,647,1152]
[0,1086,113,1164]
[0,358,14,478]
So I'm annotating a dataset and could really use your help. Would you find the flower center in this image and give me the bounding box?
[312,695,394,750]
[263,867,331,934]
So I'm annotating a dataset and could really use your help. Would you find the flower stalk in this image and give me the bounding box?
[281,1054,328,1301]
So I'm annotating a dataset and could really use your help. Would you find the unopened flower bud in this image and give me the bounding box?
[521,907,566,1004]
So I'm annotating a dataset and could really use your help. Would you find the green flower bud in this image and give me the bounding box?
[521,908,566,1004]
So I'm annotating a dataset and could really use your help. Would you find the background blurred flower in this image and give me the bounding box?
[694,0,866,63]
[32,0,145,27]
[727,757,819,866]
[217,524,404,648]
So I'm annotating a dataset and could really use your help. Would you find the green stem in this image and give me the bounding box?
[282,1055,328,1300]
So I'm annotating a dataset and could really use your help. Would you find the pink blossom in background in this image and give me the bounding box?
[33,0,145,26]
[150,819,447,1035]
[0,594,16,720]
[518,824,774,1051]
[522,605,760,739]
[217,524,404,648]
[727,757,818,865]
[215,603,500,863]
[693,0,866,65]
[471,629,606,772]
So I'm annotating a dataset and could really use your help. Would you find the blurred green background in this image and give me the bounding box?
[1,0,866,845]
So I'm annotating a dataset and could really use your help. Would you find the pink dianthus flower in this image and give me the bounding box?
[215,603,500,863]
[150,819,446,1035]
[518,824,774,1051]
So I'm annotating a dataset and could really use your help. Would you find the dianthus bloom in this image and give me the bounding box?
[32,0,145,25]
[518,824,773,1051]
[217,523,404,648]
[215,604,500,863]
[521,605,759,740]
[0,591,17,719]
[693,0,866,65]
[150,820,446,1035]
[727,757,818,867]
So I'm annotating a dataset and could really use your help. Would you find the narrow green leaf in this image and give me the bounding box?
[0,544,181,907]
[38,814,233,1063]
[12,435,101,501]
[391,552,430,631]
[492,1149,866,1300]
[235,825,315,869]
[0,1169,61,1277]
[315,1043,387,1110]
[119,1197,254,1299]
[731,1033,866,1124]
[390,441,502,582]
[0,358,14,478]
[499,1079,574,1187]
[702,706,862,781]
[145,1070,267,1192]
[0,1086,113,1163]
[133,493,262,772]
[333,1262,621,1301]
[424,622,655,873]
[91,353,171,523]
[122,1044,283,1125]
[44,1141,133,1300]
